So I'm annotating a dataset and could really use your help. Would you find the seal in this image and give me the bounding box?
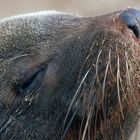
[0,8,139,140]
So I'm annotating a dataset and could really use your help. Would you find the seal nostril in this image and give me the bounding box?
[128,24,139,38]
[120,8,140,39]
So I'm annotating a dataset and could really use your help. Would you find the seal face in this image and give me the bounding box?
[0,8,139,140]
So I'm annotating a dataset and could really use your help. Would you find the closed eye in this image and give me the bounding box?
[15,64,48,96]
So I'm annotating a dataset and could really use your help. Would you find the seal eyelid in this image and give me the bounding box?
[15,65,48,96]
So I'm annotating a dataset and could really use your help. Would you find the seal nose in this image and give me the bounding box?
[120,8,140,38]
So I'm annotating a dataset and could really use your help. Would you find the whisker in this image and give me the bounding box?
[131,53,140,71]
[109,59,116,82]
[61,104,79,140]
[118,115,125,140]
[125,52,134,105]
[79,106,86,140]
[0,54,32,79]
[8,54,31,62]
[81,108,92,140]
[125,51,140,110]
[119,72,131,108]
[101,49,111,140]
[117,55,124,119]
[62,69,91,134]
[95,49,103,88]
[78,41,96,84]
[102,49,111,101]
[93,108,98,140]
[79,76,97,140]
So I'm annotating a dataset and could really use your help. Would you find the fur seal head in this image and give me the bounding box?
[0,8,139,140]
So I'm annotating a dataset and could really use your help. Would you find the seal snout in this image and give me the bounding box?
[120,8,140,38]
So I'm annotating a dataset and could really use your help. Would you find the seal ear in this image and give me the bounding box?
[15,65,48,96]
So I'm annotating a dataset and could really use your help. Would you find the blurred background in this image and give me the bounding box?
[0,0,139,139]
[0,0,140,18]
